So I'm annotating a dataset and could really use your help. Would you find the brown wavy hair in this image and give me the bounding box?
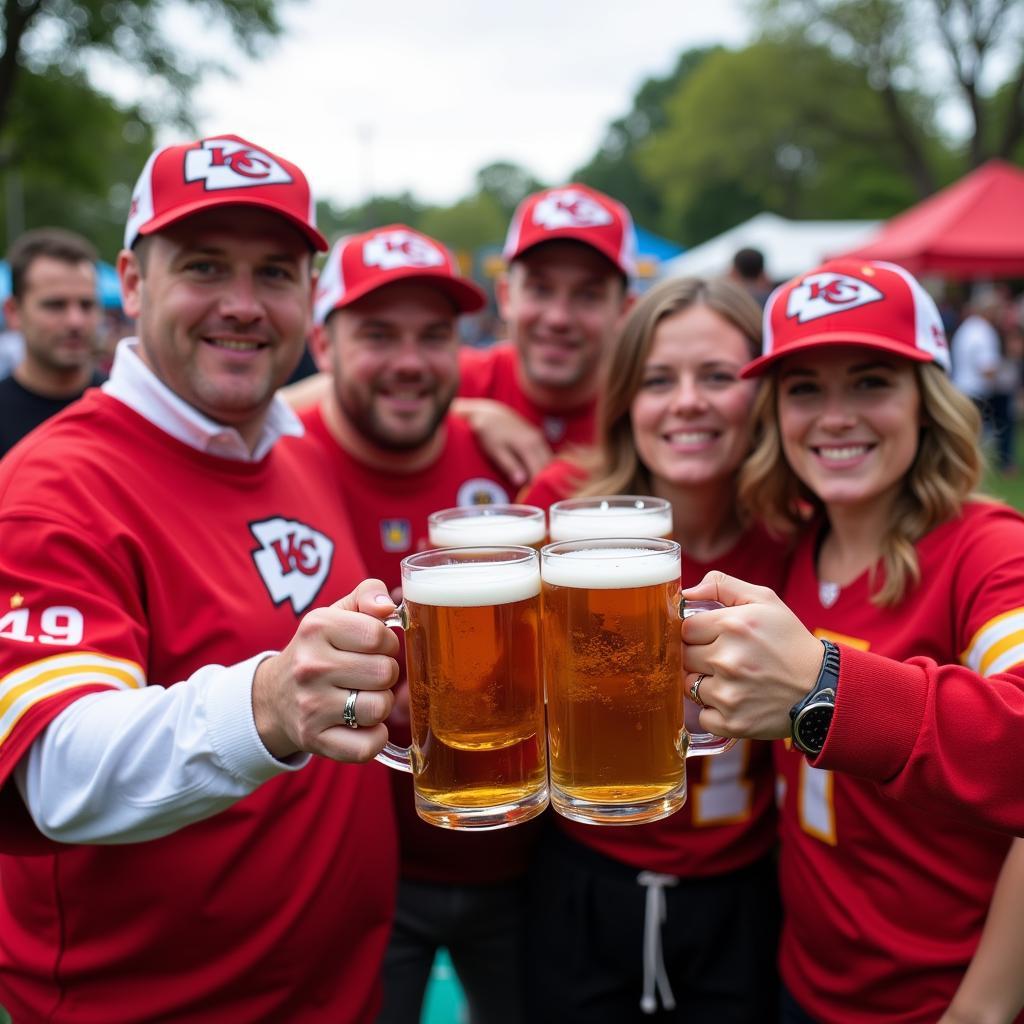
[575,275,763,498]
[738,361,984,605]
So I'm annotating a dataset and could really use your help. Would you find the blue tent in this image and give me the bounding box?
[96,262,122,309]
[635,225,684,263]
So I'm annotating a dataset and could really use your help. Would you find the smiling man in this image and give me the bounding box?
[0,135,401,1023]
[0,228,104,456]
[455,183,636,480]
[281,185,636,486]
[302,226,536,1024]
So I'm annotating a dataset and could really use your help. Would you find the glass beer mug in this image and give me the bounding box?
[427,503,546,549]
[548,495,672,542]
[377,546,548,830]
[540,537,732,825]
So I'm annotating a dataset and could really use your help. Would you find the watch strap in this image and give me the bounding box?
[790,638,840,755]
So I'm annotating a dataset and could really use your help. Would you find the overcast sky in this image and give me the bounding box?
[135,1,752,209]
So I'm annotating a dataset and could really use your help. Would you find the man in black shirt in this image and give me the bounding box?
[1,228,104,456]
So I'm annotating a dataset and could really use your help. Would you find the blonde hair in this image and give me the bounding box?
[576,276,762,498]
[739,361,984,605]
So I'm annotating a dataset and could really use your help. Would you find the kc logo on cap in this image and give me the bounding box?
[184,138,293,191]
[363,229,446,271]
[314,224,486,325]
[124,133,326,251]
[532,189,614,231]
[786,272,884,324]
[503,182,637,279]
[742,258,950,378]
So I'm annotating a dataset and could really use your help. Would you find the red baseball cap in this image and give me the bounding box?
[124,134,327,251]
[313,224,486,325]
[503,183,636,279]
[742,258,951,378]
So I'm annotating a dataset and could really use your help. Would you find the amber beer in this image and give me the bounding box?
[541,538,732,825]
[377,546,547,830]
[428,504,547,549]
[548,495,672,543]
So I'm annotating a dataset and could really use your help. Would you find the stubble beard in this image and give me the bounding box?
[340,380,456,453]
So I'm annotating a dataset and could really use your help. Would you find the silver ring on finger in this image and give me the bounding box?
[689,673,707,710]
[342,688,360,729]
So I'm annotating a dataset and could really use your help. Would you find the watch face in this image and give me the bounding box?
[795,703,834,755]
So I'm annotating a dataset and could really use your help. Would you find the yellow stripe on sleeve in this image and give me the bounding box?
[961,609,1024,676]
[0,652,145,745]
[814,628,870,651]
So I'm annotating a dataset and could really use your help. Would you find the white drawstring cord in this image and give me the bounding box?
[637,870,678,1014]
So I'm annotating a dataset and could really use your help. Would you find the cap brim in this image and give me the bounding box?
[510,234,630,278]
[329,268,488,316]
[137,197,328,252]
[741,332,936,378]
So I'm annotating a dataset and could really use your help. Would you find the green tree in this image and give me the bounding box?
[638,40,935,243]
[419,192,507,254]
[474,161,543,220]
[315,193,427,244]
[1,0,287,134]
[752,0,1024,185]
[573,48,718,231]
[315,179,515,260]
[1,68,154,255]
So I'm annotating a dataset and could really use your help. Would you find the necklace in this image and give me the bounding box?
[819,581,841,608]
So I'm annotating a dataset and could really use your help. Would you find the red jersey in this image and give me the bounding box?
[519,455,589,507]
[301,404,541,884]
[458,343,597,450]
[522,459,787,875]
[0,392,397,1024]
[819,640,1024,838]
[777,502,1024,1023]
[301,405,514,581]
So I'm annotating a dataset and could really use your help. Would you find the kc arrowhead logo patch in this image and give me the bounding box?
[363,229,445,270]
[185,138,293,191]
[533,189,612,230]
[250,517,334,614]
[786,272,884,323]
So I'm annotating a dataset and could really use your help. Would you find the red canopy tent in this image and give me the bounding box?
[836,160,1024,278]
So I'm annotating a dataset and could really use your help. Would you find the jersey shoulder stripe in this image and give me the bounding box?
[961,608,1024,676]
[0,652,144,743]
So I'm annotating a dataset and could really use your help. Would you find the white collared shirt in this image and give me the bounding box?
[103,337,304,461]
[15,338,312,844]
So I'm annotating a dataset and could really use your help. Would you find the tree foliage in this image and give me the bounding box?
[573,48,718,229]
[0,0,289,256]
[751,0,1024,183]
[315,193,427,244]
[638,39,928,243]
[315,164,542,256]
[474,161,543,220]
[1,0,286,134]
[0,68,154,256]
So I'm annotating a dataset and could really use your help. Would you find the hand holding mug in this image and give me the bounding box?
[252,579,400,762]
[681,571,826,741]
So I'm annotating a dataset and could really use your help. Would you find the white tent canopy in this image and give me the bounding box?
[660,212,881,283]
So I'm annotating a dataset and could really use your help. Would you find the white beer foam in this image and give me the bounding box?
[549,507,673,542]
[405,560,541,607]
[429,513,545,548]
[542,547,680,589]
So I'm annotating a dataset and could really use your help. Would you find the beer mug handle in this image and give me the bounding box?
[680,599,736,758]
[374,606,414,775]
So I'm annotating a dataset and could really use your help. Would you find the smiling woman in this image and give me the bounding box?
[681,258,1024,1024]
[520,275,786,1022]
[774,350,923,580]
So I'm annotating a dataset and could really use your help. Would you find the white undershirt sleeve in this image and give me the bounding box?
[13,653,311,845]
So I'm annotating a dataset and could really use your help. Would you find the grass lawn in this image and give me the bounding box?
[981,423,1024,511]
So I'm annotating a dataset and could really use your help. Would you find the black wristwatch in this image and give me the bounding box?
[790,639,840,756]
